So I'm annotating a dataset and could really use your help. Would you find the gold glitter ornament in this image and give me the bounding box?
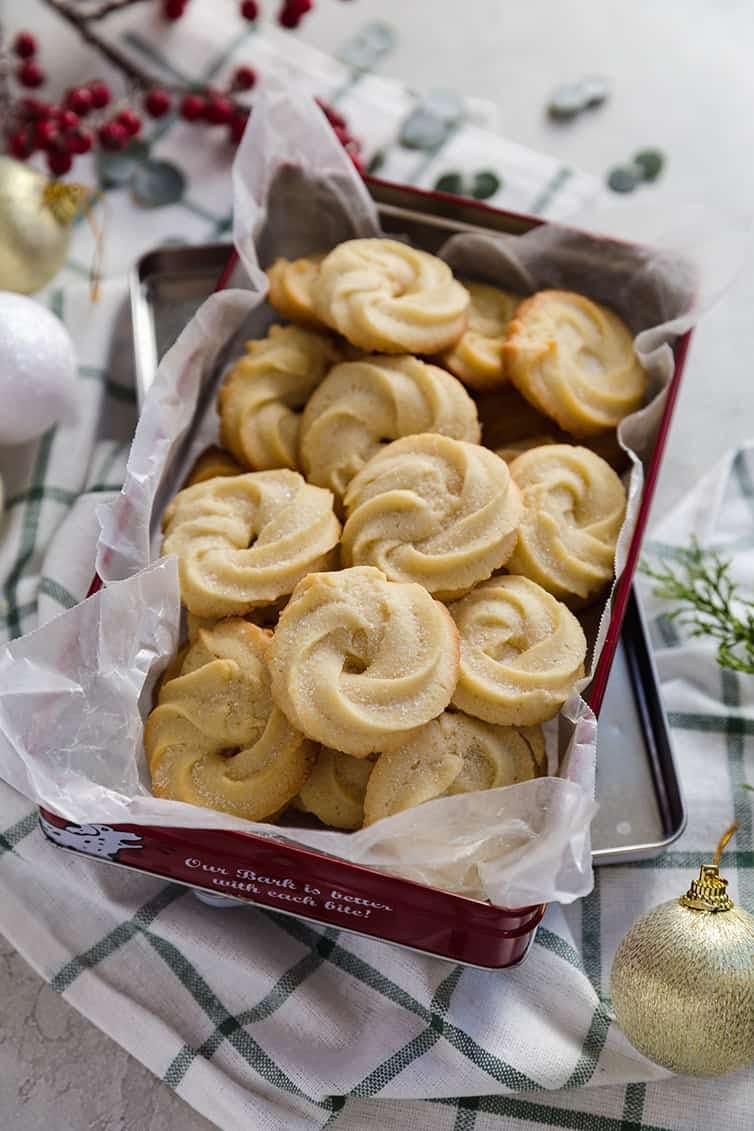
[0,157,87,294]
[610,823,754,1076]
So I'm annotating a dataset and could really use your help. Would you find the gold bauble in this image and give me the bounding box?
[611,833,754,1077]
[0,157,87,294]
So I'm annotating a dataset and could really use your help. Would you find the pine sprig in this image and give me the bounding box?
[640,538,754,674]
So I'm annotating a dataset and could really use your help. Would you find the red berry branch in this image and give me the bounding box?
[2,0,362,178]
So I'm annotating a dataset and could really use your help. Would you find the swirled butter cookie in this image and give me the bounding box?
[342,433,522,599]
[476,383,559,452]
[184,446,242,488]
[449,575,586,726]
[218,324,341,471]
[297,747,375,830]
[313,238,470,354]
[266,252,327,328]
[363,711,543,825]
[494,435,558,463]
[145,620,315,820]
[436,281,520,390]
[299,355,480,502]
[503,290,648,436]
[161,470,340,617]
[507,444,627,605]
[269,566,460,756]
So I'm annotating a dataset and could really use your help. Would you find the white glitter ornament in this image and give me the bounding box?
[0,292,78,446]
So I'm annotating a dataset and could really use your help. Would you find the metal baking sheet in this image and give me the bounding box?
[129,242,686,865]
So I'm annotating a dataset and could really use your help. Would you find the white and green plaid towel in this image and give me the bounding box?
[1,5,753,1130]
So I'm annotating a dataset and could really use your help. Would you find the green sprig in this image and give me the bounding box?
[640,538,754,674]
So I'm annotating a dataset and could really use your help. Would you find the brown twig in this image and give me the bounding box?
[40,0,168,91]
[37,0,252,116]
[66,0,154,18]
[0,24,13,134]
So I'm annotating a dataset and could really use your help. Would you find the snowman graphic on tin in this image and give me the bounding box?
[39,814,144,862]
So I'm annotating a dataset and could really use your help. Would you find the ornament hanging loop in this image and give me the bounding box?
[713,820,739,866]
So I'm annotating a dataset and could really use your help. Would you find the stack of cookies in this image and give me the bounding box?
[144,238,647,832]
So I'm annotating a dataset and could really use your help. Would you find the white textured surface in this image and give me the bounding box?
[0,934,216,1130]
[3,1,754,1129]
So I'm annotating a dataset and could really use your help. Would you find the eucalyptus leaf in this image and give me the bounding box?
[472,170,501,200]
[337,21,396,70]
[131,159,186,209]
[400,109,449,151]
[423,89,464,125]
[434,172,464,196]
[581,74,611,108]
[367,149,386,175]
[97,139,150,189]
[547,84,587,121]
[607,165,639,194]
[633,148,665,182]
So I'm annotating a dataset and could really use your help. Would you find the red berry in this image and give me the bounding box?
[116,108,142,136]
[56,108,80,131]
[232,65,257,91]
[283,0,312,13]
[13,32,37,59]
[162,0,187,18]
[89,81,111,109]
[67,127,93,155]
[180,93,205,121]
[228,109,250,145]
[98,120,128,150]
[16,97,50,119]
[47,147,73,176]
[240,0,259,19]
[17,60,45,88]
[65,86,94,115]
[278,0,313,30]
[205,94,233,125]
[33,118,58,150]
[144,88,171,118]
[8,129,32,159]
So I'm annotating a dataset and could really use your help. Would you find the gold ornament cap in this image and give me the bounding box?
[679,821,738,913]
[679,864,735,912]
[43,181,88,225]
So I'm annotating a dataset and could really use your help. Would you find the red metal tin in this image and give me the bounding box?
[38,808,544,967]
[51,181,694,968]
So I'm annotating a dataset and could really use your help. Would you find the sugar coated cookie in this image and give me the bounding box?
[218,323,340,471]
[269,566,460,756]
[503,290,647,436]
[145,620,315,820]
[266,252,327,328]
[507,444,627,604]
[162,469,340,617]
[184,446,242,488]
[342,433,522,599]
[437,281,520,390]
[299,354,480,503]
[363,711,543,825]
[297,747,375,830]
[449,575,586,726]
[313,238,470,354]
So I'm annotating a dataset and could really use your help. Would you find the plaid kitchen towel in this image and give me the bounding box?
[1,447,753,1131]
[1,4,753,1130]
